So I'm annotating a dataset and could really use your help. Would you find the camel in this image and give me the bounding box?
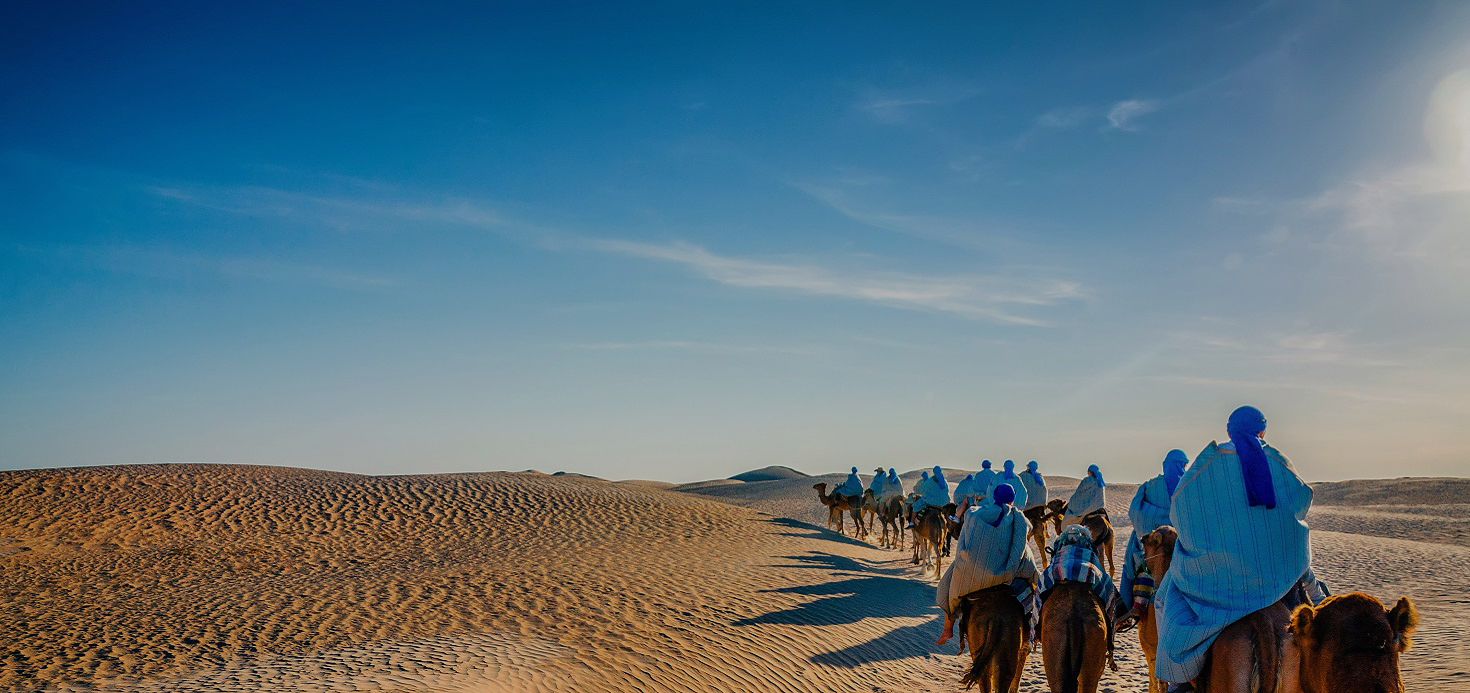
[1042,498,1068,536]
[911,505,945,577]
[1078,510,1115,577]
[1289,593,1418,693]
[812,483,852,535]
[869,493,904,549]
[1024,502,1059,569]
[1040,581,1110,693]
[942,502,959,557]
[956,584,1029,692]
[1137,526,1179,693]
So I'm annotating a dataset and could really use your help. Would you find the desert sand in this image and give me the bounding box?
[1,463,1466,692]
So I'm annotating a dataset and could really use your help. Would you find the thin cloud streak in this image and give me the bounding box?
[1106,99,1161,131]
[578,238,1084,325]
[24,244,396,290]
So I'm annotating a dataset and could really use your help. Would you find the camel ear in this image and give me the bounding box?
[1288,604,1315,642]
[1387,597,1418,651]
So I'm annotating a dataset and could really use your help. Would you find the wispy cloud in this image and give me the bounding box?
[1169,328,1401,368]
[148,184,507,232]
[575,238,1083,325]
[1105,99,1161,131]
[790,178,1021,252]
[855,85,981,124]
[1034,106,1094,130]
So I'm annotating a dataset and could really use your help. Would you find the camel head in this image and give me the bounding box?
[1140,525,1178,581]
[1045,498,1067,532]
[813,482,832,505]
[1289,593,1417,693]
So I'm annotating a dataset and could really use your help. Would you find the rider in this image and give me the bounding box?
[990,460,1029,510]
[869,466,888,499]
[952,473,978,511]
[1063,464,1107,525]
[973,459,998,500]
[908,466,952,526]
[833,466,865,501]
[1118,449,1188,628]
[1020,460,1047,517]
[883,467,904,502]
[1154,406,1328,693]
[935,482,1039,646]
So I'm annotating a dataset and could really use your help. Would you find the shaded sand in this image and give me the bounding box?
[2,465,1464,692]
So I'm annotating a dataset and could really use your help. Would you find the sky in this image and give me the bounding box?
[3,1,1470,483]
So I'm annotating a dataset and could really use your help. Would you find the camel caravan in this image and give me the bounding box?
[813,406,1418,693]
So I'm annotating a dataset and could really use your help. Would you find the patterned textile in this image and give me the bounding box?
[936,503,1037,616]
[1120,474,1173,599]
[1041,530,1121,617]
[1154,441,1313,683]
[1064,475,1106,522]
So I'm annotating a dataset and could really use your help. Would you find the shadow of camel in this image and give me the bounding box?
[809,620,948,667]
[760,517,875,549]
[761,551,910,576]
[733,574,937,627]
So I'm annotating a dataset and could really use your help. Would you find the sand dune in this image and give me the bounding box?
[1,463,1463,692]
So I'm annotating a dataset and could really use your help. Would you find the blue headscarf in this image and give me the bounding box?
[1163,449,1188,497]
[887,468,899,485]
[1087,464,1106,487]
[920,471,929,482]
[932,465,948,492]
[992,482,1016,506]
[981,459,991,470]
[1228,405,1275,508]
[1026,460,1043,483]
[1002,459,1017,479]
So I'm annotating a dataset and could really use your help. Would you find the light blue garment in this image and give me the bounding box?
[973,465,998,501]
[884,469,904,500]
[1154,441,1313,683]
[1065,474,1106,521]
[869,469,887,496]
[913,471,951,511]
[834,467,864,497]
[994,461,1029,510]
[1020,462,1047,511]
[936,502,1036,615]
[953,474,977,504]
[1120,474,1174,600]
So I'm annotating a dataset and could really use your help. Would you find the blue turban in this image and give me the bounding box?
[1087,464,1106,487]
[1026,460,1043,483]
[992,481,1016,506]
[851,466,858,474]
[1163,449,1188,497]
[921,471,929,481]
[887,468,899,483]
[981,460,992,469]
[1228,405,1275,508]
[932,466,948,491]
[1002,459,1017,479]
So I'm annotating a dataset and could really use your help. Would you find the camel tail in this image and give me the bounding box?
[1250,611,1280,693]
[1060,606,1085,693]
[958,601,996,689]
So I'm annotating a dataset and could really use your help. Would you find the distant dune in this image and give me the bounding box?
[728,465,809,482]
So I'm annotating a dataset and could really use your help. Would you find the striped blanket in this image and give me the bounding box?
[1154,441,1313,683]
[1041,537,1121,617]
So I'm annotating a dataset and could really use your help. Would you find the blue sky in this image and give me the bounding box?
[4,1,1469,482]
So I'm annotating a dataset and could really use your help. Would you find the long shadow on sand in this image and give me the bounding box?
[761,517,875,549]
[763,551,910,576]
[733,574,937,627]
